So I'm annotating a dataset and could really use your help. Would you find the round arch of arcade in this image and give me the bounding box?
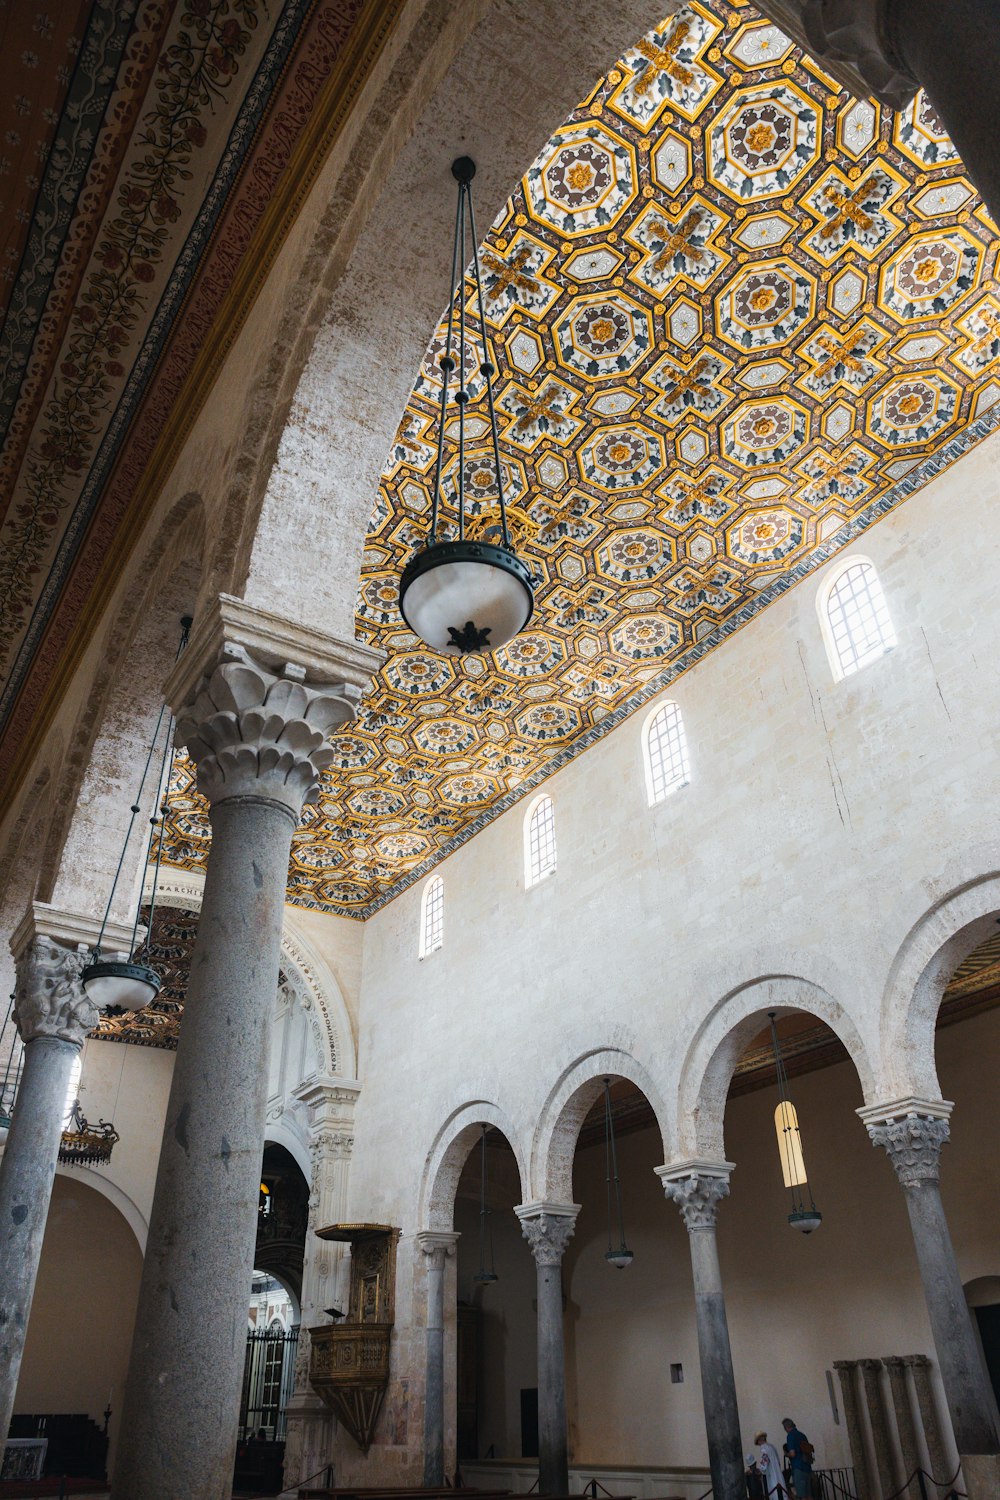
[420,1099,529,1233]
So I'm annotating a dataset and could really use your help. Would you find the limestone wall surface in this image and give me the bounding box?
[343,428,1000,1477]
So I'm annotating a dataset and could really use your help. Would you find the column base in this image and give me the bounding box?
[963,1455,1000,1500]
[283,1394,335,1494]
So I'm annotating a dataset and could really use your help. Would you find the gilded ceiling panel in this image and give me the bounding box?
[158,3,1000,917]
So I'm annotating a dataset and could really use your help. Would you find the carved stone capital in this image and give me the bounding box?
[416,1231,460,1269]
[165,595,384,815]
[310,1130,354,1163]
[656,1160,734,1231]
[515,1202,579,1267]
[13,937,95,1046]
[661,1173,730,1230]
[833,1359,859,1371]
[753,0,917,108]
[866,1112,950,1187]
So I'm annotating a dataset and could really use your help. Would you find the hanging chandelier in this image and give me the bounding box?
[398,157,534,656]
[472,1123,499,1286]
[58,1100,120,1168]
[602,1078,634,1269]
[768,1013,822,1235]
[81,618,190,1012]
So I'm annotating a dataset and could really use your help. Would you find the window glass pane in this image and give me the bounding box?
[527,796,556,886]
[646,702,689,805]
[421,876,444,955]
[827,561,895,677]
[62,1052,82,1129]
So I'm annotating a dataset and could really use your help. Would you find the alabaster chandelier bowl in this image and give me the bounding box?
[398,156,534,656]
[81,957,162,1013]
[399,539,533,656]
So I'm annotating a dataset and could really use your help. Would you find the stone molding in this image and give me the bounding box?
[9,902,136,965]
[857,1096,953,1125]
[753,0,917,108]
[13,937,94,1046]
[515,1201,580,1266]
[416,1230,460,1267]
[866,1113,950,1187]
[165,595,384,815]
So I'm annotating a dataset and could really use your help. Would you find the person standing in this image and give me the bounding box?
[755,1430,790,1500]
[782,1416,815,1498]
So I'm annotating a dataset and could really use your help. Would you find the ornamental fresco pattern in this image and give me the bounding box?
[158,2,1000,917]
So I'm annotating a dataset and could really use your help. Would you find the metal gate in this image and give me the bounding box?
[239,1325,299,1441]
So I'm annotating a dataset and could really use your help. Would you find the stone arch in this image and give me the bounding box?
[146,867,355,1082]
[676,974,877,1161]
[55,1164,147,1252]
[531,1048,671,1204]
[420,1100,528,1233]
[38,492,206,919]
[880,868,1000,1101]
[226,0,674,641]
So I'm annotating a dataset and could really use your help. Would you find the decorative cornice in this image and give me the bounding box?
[857,1096,954,1126]
[13,936,95,1046]
[515,1201,580,1266]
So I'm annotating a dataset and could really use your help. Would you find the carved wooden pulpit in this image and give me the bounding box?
[308,1222,400,1454]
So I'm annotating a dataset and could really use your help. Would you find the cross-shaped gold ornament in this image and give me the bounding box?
[482,243,539,301]
[649,208,708,273]
[634,21,696,95]
[817,180,878,241]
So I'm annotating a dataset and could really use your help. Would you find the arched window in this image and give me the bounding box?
[820,557,896,679]
[643,700,689,806]
[419,875,444,957]
[525,795,557,887]
[61,1051,82,1129]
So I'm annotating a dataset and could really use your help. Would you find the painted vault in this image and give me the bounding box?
[158,3,1000,917]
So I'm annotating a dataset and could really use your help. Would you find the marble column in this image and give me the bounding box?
[112,596,381,1500]
[283,1077,360,1492]
[417,1231,460,1484]
[860,1360,896,1499]
[904,1354,949,1487]
[834,1360,872,1500]
[862,1101,1000,1460]
[750,1,1000,232]
[516,1201,579,1495]
[0,904,134,1446]
[658,1161,744,1500]
[884,1356,921,1499]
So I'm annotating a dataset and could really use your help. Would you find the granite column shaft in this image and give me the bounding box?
[111,599,379,1500]
[418,1232,459,1485]
[517,1203,578,1495]
[659,1165,744,1500]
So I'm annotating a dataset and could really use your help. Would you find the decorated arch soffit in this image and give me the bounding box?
[160,2,1000,918]
[0,0,405,793]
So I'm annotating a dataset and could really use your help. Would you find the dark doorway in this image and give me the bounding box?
[520,1387,539,1458]
[975,1304,1000,1407]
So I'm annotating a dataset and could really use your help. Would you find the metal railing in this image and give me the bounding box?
[238,1323,299,1442]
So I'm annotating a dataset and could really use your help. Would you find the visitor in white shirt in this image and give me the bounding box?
[754,1430,791,1500]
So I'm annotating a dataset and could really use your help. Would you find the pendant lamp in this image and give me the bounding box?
[472,1123,499,1285]
[398,157,533,655]
[768,1013,822,1234]
[603,1077,634,1268]
[81,618,191,1011]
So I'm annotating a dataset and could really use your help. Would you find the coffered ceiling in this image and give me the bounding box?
[156,2,1000,916]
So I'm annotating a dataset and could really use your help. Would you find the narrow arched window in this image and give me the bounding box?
[820,557,896,679]
[420,875,444,957]
[643,700,689,806]
[62,1051,82,1129]
[525,795,556,887]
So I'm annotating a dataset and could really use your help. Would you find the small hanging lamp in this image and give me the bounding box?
[58,1100,120,1168]
[472,1123,499,1285]
[768,1013,822,1234]
[602,1078,634,1269]
[398,157,533,655]
[80,618,190,1012]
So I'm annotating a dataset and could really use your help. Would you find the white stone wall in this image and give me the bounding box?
[340,429,1000,1475]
